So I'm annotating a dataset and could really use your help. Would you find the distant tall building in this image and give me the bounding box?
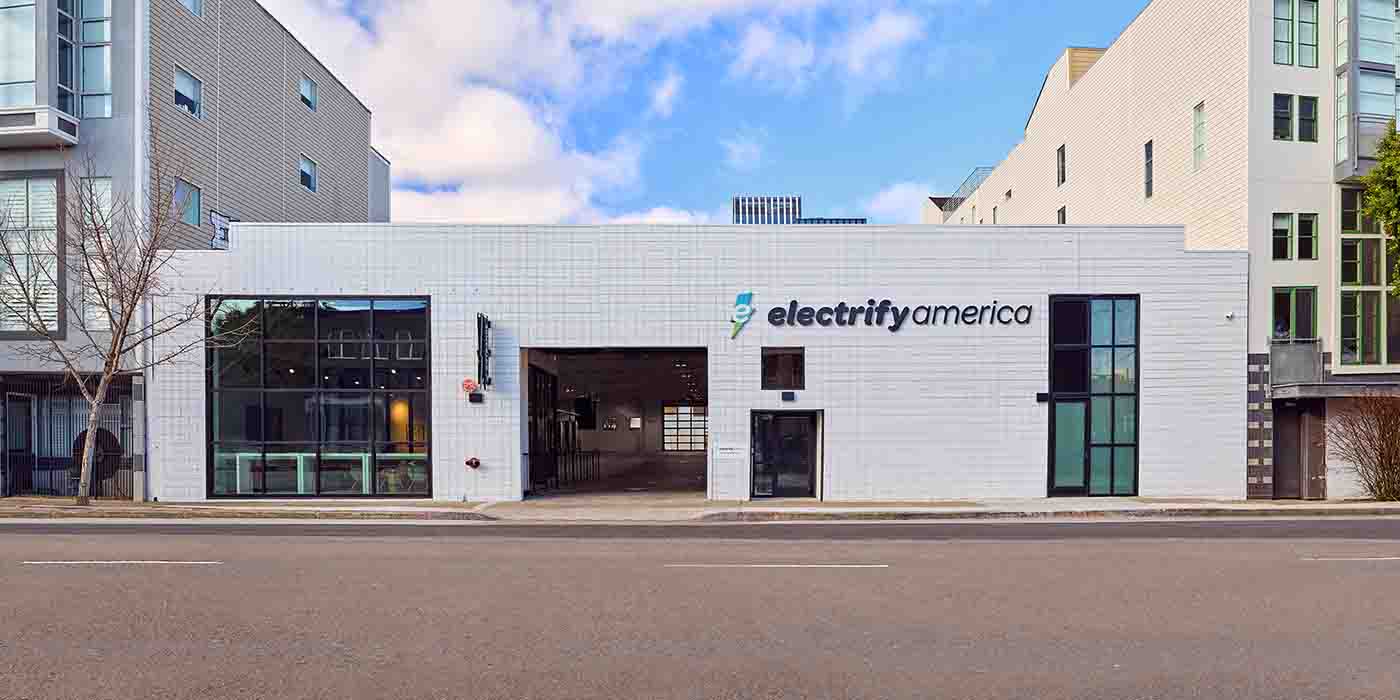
[732,196,801,224]
[731,196,866,224]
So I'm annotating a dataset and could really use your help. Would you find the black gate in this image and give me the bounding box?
[0,374,135,499]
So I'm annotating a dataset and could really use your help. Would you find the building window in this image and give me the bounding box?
[1357,0,1395,63]
[1049,296,1139,497]
[0,1,37,108]
[179,0,202,16]
[1144,141,1154,199]
[1272,213,1294,260]
[207,298,431,497]
[1336,0,1350,67]
[300,75,318,111]
[1298,0,1318,67]
[79,0,111,118]
[1336,73,1350,163]
[1057,206,1067,225]
[174,66,202,118]
[173,178,200,227]
[1056,144,1066,186]
[1358,68,1394,116]
[1274,94,1294,140]
[1273,287,1317,341]
[992,206,998,224]
[1339,189,1394,366]
[662,405,707,452]
[1298,96,1318,142]
[299,156,318,192]
[761,347,805,391]
[1192,102,1207,170]
[1298,213,1319,259]
[0,175,61,334]
[56,1,75,114]
[1274,0,1294,64]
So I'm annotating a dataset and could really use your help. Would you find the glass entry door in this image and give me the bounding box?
[1048,296,1139,497]
[5,393,35,496]
[751,412,817,498]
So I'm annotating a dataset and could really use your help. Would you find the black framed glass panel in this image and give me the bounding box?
[1048,295,1139,497]
[206,296,432,497]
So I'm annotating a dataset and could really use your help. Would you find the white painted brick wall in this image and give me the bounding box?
[148,224,1248,502]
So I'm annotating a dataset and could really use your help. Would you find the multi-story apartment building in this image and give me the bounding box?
[731,196,867,224]
[924,0,1400,500]
[0,0,388,499]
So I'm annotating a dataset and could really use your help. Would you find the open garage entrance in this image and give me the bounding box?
[522,348,707,497]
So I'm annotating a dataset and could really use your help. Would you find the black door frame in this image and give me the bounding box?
[5,392,36,497]
[750,410,821,499]
[1046,295,1141,497]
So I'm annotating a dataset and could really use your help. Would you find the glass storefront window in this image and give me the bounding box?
[207,297,431,496]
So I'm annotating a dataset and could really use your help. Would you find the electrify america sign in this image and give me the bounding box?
[730,292,1033,336]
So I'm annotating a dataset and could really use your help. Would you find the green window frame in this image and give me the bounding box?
[1272,287,1317,341]
[1273,213,1294,260]
[1341,290,1383,365]
[1274,0,1294,65]
[1298,96,1319,142]
[1298,213,1319,259]
[1298,0,1318,67]
[1339,188,1393,366]
[1274,93,1294,140]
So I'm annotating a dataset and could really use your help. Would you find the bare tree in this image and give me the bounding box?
[0,146,249,505]
[1327,393,1400,501]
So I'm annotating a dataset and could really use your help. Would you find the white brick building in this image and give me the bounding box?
[925,0,1400,499]
[147,223,1247,503]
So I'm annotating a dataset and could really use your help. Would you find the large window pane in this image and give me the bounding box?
[265,342,315,388]
[1114,397,1137,443]
[1114,300,1137,345]
[1113,447,1137,495]
[1389,293,1400,365]
[318,444,371,495]
[1114,348,1138,394]
[214,392,261,442]
[1053,349,1089,394]
[263,300,316,339]
[318,299,370,340]
[264,392,317,442]
[1053,299,1088,345]
[1273,289,1293,340]
[375,353,428,390]
[210,298,260,337]
[0,5,37,101]
[322,392,372,443]
[1090,447,1112,496]
[210,340,260,389]
[1090,349,1113,393]
[80,45,109,92]
[1053,403,1087,488]
[376,444,430,495]
[321,343,371,389]
[1358,68,1394,115]
[1362,291,1381,364]
[1295,288,1316,340]
[1091,396,1112,443]
[1091,300,1113,345]
[263,445,315,495]
[212,443,261,496]
[373,299,427,341]
[1361,238,1382,285]
[375,393,428,445]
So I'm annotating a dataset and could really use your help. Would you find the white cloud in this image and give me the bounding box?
[649,69,684,118]
[606,207,717,225]
[837,10,924,81]
[720,131,766,172]
[863,181,935,224]
[730,23,817,87]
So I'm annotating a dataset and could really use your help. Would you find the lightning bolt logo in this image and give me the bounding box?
[731,292,755,339]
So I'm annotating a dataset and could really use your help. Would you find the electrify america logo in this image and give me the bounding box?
[731,292,756,338]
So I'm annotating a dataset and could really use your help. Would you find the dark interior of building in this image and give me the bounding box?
[523,349,708,496]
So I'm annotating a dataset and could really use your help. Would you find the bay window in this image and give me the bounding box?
[0,1,37,108]
[1339,189,1395,366]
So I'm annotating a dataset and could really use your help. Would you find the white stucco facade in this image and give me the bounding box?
[147,223,1248,503]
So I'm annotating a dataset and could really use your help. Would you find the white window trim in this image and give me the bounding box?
[299,155,319,193]
[173,63,204,120]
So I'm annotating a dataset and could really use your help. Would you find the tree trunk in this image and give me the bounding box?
[74,375,112,506]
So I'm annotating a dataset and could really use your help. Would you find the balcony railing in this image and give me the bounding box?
[1270,338,1324,386]
[0,105,79,149]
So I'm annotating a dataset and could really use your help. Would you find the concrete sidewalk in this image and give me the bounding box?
[5,494,1400,522]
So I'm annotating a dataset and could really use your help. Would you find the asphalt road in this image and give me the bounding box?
[3,520,1400,700]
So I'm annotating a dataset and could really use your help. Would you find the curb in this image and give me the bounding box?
[699,507,1400,522]
[0,509,498,521]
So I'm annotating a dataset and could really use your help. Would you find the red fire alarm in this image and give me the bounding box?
[462,378,480,393]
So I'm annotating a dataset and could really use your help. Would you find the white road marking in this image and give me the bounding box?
[1302,557,1400,562]
[21,560,223,566]
[664,564,889,569]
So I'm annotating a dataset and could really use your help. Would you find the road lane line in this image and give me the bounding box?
[1302,557,1400,562]
[21,560,223,566]
[664,564,889,569]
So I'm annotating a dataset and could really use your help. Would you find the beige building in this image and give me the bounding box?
[0,0,387,499]
[925,0,1400,499]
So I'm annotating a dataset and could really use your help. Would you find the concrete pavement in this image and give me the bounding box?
[3,519,1400,699]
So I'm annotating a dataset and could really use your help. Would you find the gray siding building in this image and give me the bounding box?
[0,0,386,500]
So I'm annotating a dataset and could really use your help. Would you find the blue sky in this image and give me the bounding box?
[264,1,1147,224]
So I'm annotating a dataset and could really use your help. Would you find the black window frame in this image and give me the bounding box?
[1047,295,1140,498]
[205,295,432,499]
[761,347,806,391]
[1298,95,1318,142]
[1273,93,1294,140]
[1056,206,1067,225]
[1056,144,1067,186]
[1144,140,1154,199]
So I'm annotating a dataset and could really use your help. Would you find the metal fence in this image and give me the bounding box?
[0,374,134,500]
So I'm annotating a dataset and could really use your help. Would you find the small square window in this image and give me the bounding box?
[175,67,202,118]
[174,178,201,227]
[299,156,318,192]
[761,347,805,391]
[300,76,318,111]
[179,0,202,16]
